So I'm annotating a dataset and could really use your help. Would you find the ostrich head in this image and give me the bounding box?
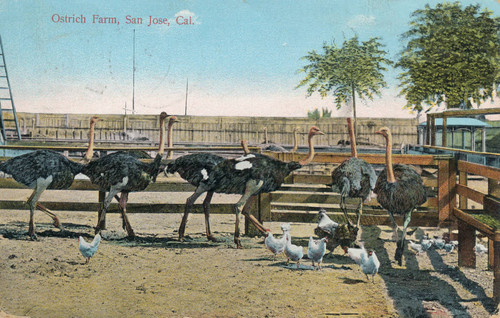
[375,127,392,139]
[90,116,102,124]
[160,112,168,120]
[169,115,180,125]
[309,126,324,137]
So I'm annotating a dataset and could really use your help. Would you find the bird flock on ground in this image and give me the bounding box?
[0,113,479,275]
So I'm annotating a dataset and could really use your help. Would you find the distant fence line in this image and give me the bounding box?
[7,112,418,147]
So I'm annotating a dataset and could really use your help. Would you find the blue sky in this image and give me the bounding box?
[0,0,498,118]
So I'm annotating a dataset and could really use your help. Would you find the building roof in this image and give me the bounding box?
[419,118,490,128]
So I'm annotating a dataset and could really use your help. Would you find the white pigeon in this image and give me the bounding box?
[317,209,339,235]
[475,243,488,255]
[284,235,303,268]
[307,236,328,270]
[408,240,424,255]
[79,233,101,264]
[264,230,287,259]
[361,250,380,283]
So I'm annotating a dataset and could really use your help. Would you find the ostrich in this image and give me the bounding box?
[166,152,225,241]
[169,140,252,241]
[258,127,289,153]
[329,118,377,227]
[83,116,103,161]
[373,127,426,266]
[0,116,101,239]
[166,114,179,159]
[82,112,169,237]
[95,115,178,230]
[291,127,299,153]
[179,126,324,248]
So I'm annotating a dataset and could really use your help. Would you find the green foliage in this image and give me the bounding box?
[307,107,332,119]
[397,2,500,111]
[296,36,392,114]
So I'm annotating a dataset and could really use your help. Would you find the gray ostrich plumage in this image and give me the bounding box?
[0,150,83,239]
[166,152,225,241]
[180,126,324,248]
[373,127,426,266]
[329,118,376,227]
[82,151,163,236]
[0,116,100,239]
[81,112,171,237]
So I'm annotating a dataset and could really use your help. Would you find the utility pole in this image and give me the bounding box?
[132,29,136,114]
[184,78,189,116]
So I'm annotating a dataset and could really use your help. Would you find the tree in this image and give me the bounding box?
[297,36,392,135]
[397,2,500,111]
[307,107,332,120]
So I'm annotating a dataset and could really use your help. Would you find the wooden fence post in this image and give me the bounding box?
[437,157,452,225]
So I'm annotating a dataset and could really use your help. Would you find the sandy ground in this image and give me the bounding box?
[0,208,498,318]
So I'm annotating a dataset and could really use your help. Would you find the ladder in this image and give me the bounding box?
[0,35,21,141]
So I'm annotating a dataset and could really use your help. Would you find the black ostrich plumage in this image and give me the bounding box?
[201,153,302,195]
[330,157,377,201]
[373,164,427,215]
[82,152,163,192]
[0,150,83,189]
[166,153,224,186]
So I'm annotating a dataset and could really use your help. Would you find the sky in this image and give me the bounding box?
[0,0,498,119]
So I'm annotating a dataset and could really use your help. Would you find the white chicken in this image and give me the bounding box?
[408,240,424,255]
[307,236,328,270]
[79,233,101,264]
[420,239,434,251]
[361,250,380,283]
[264,230,287,260]
[475,243,488,255]
[284,235,303,268]
[433,236,446,250]
[344,242,366,265]
[317,209,339,235]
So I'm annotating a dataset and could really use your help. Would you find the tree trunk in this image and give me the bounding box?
[352,84,357,140]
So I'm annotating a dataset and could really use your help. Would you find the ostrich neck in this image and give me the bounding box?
[299,133,315,165]
[385,135,396,183]
[83,122,96,160]
[292,131,298,152]
[347,119,357,158]
[158,118,166,155]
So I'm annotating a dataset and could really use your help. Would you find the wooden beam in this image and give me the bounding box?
[459,171,468,209]
[456,184,484,205]
[453,207,495,236]
[437,158,451,224]
[0,200,236,214]
[458,161,500,180]
[457,218,477,268]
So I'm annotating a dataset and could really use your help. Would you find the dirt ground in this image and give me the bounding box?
[0,207,499,318]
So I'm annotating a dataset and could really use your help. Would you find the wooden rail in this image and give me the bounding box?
[451,159,500,304]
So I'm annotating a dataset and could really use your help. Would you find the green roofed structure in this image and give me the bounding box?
[418,118,490,152]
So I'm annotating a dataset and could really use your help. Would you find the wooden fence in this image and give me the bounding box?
[0,149,450,232]
[4,112,418,147]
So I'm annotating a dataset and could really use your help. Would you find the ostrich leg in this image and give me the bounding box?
[26,180,50,240]
[234,180,267,249]
[35,203,63,229]
[178,186,206,241]
[355,202,363,228]
[118,192,135,237]
[395,210,412,266]
[98,191,106,230]
[202,191,217,242]
[96,187,120,234]
[388,212,399,241]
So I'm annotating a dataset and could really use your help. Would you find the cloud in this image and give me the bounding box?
[174,10,200,25]
[347,14,376,29]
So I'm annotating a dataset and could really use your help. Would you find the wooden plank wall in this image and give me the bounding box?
[6,112,418,147]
